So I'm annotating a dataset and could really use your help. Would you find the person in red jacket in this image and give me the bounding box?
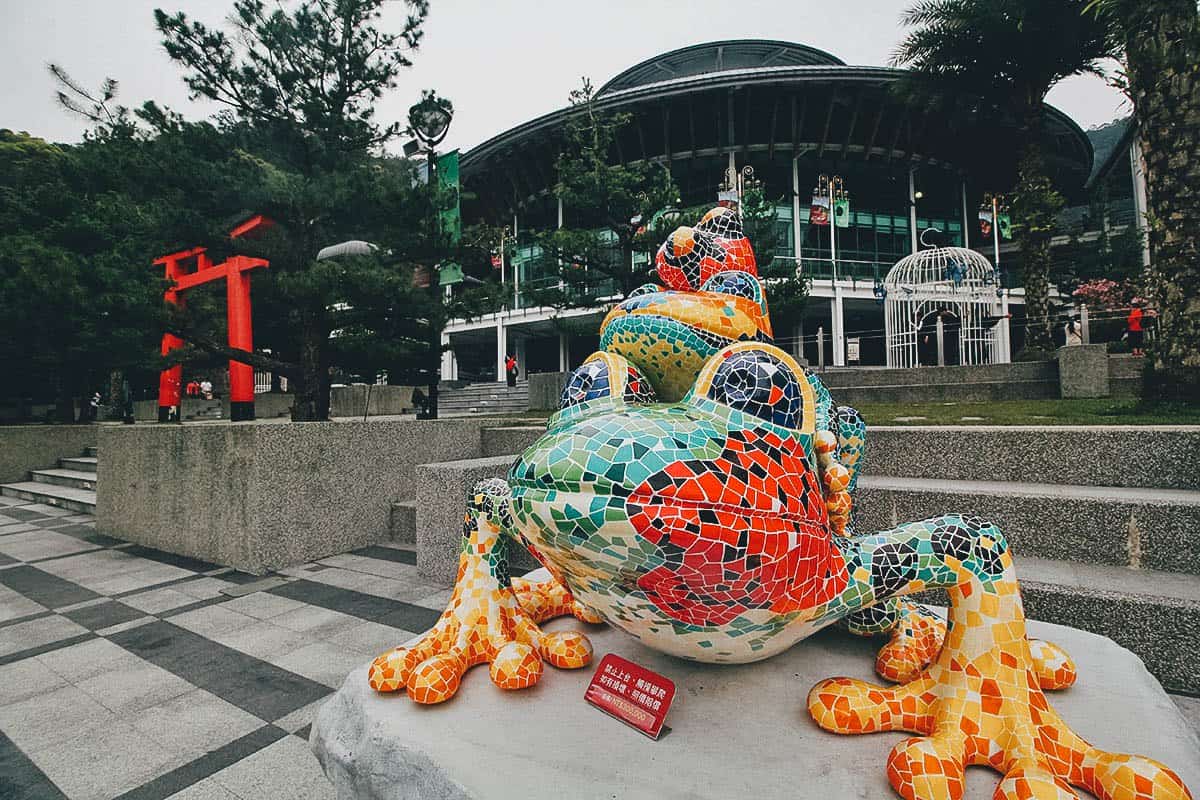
[505,354,518,387]
[1127,302,1145,357]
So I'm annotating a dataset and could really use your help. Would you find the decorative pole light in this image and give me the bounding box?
[718,165,758,208]
[979,192,1011,273]
[811,174,849,280]
[407,92,455,421]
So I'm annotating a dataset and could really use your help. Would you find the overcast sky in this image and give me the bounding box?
[2,0,1129,153]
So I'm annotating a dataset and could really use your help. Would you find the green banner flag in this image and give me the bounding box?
[997,213,1012,240]
[437,150,461,247]
[833,197,851,228]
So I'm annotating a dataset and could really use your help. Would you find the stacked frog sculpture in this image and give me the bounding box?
[368,207,1191,800]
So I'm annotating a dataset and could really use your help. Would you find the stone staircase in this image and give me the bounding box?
[854,426,1200,694]
[0,445,98,514]
[437,381,529,416]
[815,360,1061,405]
[403,422,1200,694]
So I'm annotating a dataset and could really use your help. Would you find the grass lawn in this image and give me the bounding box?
[855,398,1200,426]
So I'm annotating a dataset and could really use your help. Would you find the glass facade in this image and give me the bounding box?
[507,203,971,308]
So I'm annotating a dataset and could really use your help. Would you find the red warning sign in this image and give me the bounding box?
[584,653,675,739]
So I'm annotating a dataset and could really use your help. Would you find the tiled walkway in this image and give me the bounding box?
[0,495,450,800]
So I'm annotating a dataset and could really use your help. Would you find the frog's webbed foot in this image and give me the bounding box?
[512,575,604,624]
[812,516,1191,800]
[367,479,592,704]
[846,600,1076,689]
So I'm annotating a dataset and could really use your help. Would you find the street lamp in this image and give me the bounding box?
[407,92,454,420]
[719,165,758,208]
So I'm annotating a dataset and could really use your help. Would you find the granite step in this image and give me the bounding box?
[1004,556,1198,694]
[83,446,98,458]
[389,499,417,544]
[30,468,96,492]
[862,426,1199,490]
[59,456,98,473]
[0,481,96,513]
[855,475,1200,576]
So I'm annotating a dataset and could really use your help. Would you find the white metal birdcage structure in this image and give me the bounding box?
[883,246,1001,368]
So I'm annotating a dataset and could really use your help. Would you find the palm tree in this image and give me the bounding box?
[1087,0,1200,398]
[893,0,1119,354]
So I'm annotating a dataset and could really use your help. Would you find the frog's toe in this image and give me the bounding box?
[887,733,967,800]
[538,629,593,669]
[408,652,468,704]
[512,575,604,625]
[807,676,933,735]
[1075,750,1192,800]
[1028,639,1076,690]
[993,764,1079,800]
[367,645,425,693]
[489,642,543,691]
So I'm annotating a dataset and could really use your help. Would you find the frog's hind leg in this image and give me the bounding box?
[809,516,1191,800]
[845,598,1074,689]
[367,479,592,704]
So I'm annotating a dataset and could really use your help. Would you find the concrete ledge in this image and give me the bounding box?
[414,455,537,585]
[481,425,546,458]
[863,426,1200,490]
[312,615,1200,799]
[527,371,568,410]
[835,379,1059,406]
[855,476,1200,574]
[0,425,97,483]
[1058,344,1110,398]
[820,360,1057,389]
[330,385,415,418]
[97,418,493,574]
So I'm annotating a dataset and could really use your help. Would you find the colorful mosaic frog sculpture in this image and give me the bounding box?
[369,209,1191,800]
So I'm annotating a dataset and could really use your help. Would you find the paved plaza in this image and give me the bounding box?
[3,490,1199,800]
[0,494,451,800]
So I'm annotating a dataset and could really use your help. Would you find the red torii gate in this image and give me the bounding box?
[155,215,272,422]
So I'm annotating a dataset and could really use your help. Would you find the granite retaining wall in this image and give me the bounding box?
[96,418,496,574]
[0,425,98,483]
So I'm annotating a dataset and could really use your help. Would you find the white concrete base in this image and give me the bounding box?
[312,615,1200,800]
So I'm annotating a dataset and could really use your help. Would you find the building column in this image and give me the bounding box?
[514,336,528,378]
[831,290,846,367]
[558,332,569,372]
[440,332,456,381]
[791,156,803,275]
[999,291,1012,364]
[1130,137,1152,268]
[961,180,970,249]
[495,321,507,383]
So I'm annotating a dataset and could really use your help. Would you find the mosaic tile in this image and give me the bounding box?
[367,207,1192,799]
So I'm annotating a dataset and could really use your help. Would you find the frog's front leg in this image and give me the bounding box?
[367,479,592,704]
[810,516,1191,800]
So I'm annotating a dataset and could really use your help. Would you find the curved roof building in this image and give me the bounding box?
[461,39,1092,225]
[445,40,1095,380]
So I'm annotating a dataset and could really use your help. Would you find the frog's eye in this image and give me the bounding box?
[701,271,764,306]
[559,353,656,411]
[699,345,808,430]
[560,359,613,410]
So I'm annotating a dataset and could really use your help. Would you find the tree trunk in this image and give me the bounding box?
[1124,0,1200,396]
[291,312,330,421]
[1012,140,1063,356]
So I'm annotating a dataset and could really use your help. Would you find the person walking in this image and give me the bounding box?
[1064,316,1082,347]
[504,354,518,388]
[1126,302,1145,357]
